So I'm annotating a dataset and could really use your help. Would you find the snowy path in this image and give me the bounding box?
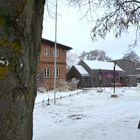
[33,87,140,140]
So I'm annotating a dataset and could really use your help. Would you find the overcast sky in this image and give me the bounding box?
[42,1,140,60]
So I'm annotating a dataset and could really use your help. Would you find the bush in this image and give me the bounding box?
[68,78,79,91]
[56,79,69,92]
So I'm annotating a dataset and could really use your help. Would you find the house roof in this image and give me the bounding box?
[42,38,72,50]
[136,68,140,70]
[113,59,135,64]
[83,60,124,71]
[74,65,89,76]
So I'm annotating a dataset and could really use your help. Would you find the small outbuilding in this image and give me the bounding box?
[67,60,125,88]
[112,59,137,86]
[67,65,91,88]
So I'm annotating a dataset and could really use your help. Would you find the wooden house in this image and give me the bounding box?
[67,60,125,88]
[113,59,137,86]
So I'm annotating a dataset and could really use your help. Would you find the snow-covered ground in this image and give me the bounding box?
[33,87,140,140]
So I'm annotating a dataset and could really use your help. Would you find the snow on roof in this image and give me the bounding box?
[83,60,124,71]
[136,68,140,70]
[74,65,89,76]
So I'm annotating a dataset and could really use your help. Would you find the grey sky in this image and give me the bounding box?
[42,2,140,60]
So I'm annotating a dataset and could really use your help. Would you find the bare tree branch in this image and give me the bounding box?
[68,0,140,47]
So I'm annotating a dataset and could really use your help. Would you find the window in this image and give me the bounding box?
[120,77,123,82]
[105,77,109,81]
[54,68,59,78]
[63,49,66,55]
[85,77,88,82]
[111,78,114,82]
[44,49,50,57]
[44,68,50,78]
[116,78,119,82]
[53,49,59,57]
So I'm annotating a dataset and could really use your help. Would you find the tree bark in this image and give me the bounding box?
[0,0,45,140]
[138,121,140,129]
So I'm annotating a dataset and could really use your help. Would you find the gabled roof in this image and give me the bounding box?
[42,38,72,50]
[74,65,89,76]
[83,60,124,71]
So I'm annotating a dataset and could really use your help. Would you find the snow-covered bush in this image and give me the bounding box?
[68,78,79,91]
[56,79,69,92]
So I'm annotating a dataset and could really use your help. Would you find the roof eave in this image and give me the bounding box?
[42,38,72,50]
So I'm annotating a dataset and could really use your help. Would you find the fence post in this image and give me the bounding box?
[47,98,50,105]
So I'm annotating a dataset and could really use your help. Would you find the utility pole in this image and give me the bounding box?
[113,62,116,94]
[54,0,58,105]
[111,61,118,97]
[99,69,102,89]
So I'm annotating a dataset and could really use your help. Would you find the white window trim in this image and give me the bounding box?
[44,49,50,57]
[54,68,59,78]
[44,68,50,78]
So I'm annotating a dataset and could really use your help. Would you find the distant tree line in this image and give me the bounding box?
[78,49,140,68]
[79,49,112,61]
[123,50,140,67]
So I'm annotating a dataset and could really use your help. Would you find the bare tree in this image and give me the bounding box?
[79,51,88,60]
[0,0,45,139]
[123,50,140,65]
[88,49,111,61]
[69,0,140,47]
[79,49,112,61]
[67,52,79,68]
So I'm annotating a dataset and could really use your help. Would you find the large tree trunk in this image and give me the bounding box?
[138,121,140,129]
[0,0,45,140]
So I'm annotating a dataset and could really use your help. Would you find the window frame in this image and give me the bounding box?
[53,49,59,57]
[44,49,50,57]
[44,68,51,78]
[53,68,59,78]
